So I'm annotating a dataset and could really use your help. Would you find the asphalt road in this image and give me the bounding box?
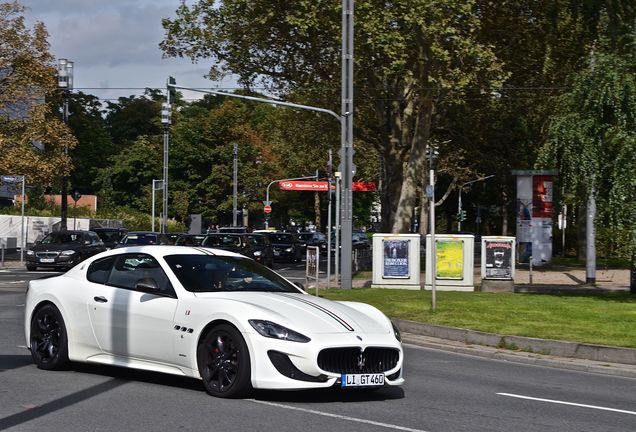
[1,268,635,431]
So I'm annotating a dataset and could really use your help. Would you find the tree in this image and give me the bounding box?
[0,1,76,185]
[538,15,636,288]
[160,0,505,233]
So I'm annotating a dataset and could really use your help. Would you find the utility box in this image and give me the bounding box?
[371,234,421,289]
[425,234,474,291]
[480,236,516,292]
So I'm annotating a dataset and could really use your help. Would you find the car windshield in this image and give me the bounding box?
[122,234,157,245]
[41,232,82,244]
[164,254,301,293]
[204,235,241,247]
[246,235,266,245]
[268,234,293,243]
[96,231,123,242]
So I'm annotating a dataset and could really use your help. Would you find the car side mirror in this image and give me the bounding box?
[136,278,160,293]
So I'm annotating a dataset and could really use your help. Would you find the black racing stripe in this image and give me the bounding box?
[275,293,355,332]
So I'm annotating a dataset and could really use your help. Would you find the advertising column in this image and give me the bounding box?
[512,170,557,266]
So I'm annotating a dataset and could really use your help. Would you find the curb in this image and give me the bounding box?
[394,319,636,378]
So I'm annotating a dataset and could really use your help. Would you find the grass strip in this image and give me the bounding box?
[311,288,636,348]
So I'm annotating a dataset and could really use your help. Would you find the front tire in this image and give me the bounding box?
[29,304,70,370]
[197,324,252,398]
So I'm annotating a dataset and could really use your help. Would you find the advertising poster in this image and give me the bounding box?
[485,240,513,279]
[532,175,553,218]
[436,240,464,279]
[383,239,410,278]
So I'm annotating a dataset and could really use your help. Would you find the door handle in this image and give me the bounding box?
[94,296,108,303]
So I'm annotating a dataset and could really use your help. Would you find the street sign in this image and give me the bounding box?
[262,200,272,206]
[72,191,81,202]
[264,204,272,213]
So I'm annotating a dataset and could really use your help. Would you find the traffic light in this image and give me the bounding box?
[167,76,176,101]
[457,210,467,222]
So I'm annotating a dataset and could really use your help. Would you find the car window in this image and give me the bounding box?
[88,232,102,244]
[106,253,174,296]
[269,234,293,243]
[165,254,302,293]
[41,232,83,244]
[87,256,116,284]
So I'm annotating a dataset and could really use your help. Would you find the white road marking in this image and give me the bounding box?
[17,345,27,349]
[250,399,428,432]
[497,393,636,416]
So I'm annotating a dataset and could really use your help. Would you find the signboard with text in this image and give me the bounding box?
[278,181,376,192]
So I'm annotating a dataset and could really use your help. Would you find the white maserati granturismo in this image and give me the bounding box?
[25,246,404,398]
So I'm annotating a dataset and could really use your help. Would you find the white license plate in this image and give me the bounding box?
[39,258,55,263]
[341,373,384,387]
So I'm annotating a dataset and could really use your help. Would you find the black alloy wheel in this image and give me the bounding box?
[197,324,252,398]
[29,304,70,370]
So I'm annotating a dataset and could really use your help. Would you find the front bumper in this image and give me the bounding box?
[26,253,79,269]
[246,331,404,390]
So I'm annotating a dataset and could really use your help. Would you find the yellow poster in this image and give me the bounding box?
[436,240,464,279]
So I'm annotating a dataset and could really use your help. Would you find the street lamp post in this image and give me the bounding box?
[264,175,319,230]
[57,58,73,231]
[427,146,438,311]
[161,79,173,234]
[151,179,163,232]
[457,175,494,231]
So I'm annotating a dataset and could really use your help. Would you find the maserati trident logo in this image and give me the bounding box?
[357,352,366,371]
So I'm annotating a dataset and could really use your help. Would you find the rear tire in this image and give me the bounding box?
[29,304,70,370]
[197,324,252,398]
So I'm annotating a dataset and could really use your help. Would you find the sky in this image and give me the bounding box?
[20,0,233,103]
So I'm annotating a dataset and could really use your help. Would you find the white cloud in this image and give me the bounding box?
[19,0,236,102]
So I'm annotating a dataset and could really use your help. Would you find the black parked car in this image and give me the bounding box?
[264,232,303,262]
[25,230,106,271]
[92,227,127,249]
[244,233,275,268]
[201,233,253,258]
[117,231,161,247]
[298,231,328,254]
[174,234,207,246]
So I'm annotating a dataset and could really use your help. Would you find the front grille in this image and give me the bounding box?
[317,347,399,374]
[36,251,60,258]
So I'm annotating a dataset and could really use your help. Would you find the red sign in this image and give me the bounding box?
[278,181,376,192]
[263,204,272,213]
[532,175,553,218]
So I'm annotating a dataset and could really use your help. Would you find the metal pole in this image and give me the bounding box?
[340,0,354,289]
[233,143,238,226]
[586,184,596,284]
[20,175,25,264]
[326,150,333,289]
[430,162,437,312]
[162,127,169,233]
[60,89,69,231]
[335,173,341,285]
[457,190,463,232]
[151,180,156,232]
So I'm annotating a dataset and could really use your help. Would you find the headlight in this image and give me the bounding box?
[249,320,310,343]
[26,250,34,256]
[61,250,76,256]
[253,250,262,256]
[284,247,292,252]
[392,321,402,342]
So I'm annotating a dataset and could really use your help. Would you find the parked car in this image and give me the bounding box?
[330,231,371,254]
[244,233,275,268]
[264,232,303,262]
[201,233,253,258]
[92,227,127,249]
[174,234,207,246]
[159,232,184,245]
[298,231,328,255]
[25,230,106,271]
[24,245,404,398]
[117,231,161,247]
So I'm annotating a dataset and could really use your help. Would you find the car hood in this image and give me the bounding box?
[192,292,390,335]
[30,243,80,252]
